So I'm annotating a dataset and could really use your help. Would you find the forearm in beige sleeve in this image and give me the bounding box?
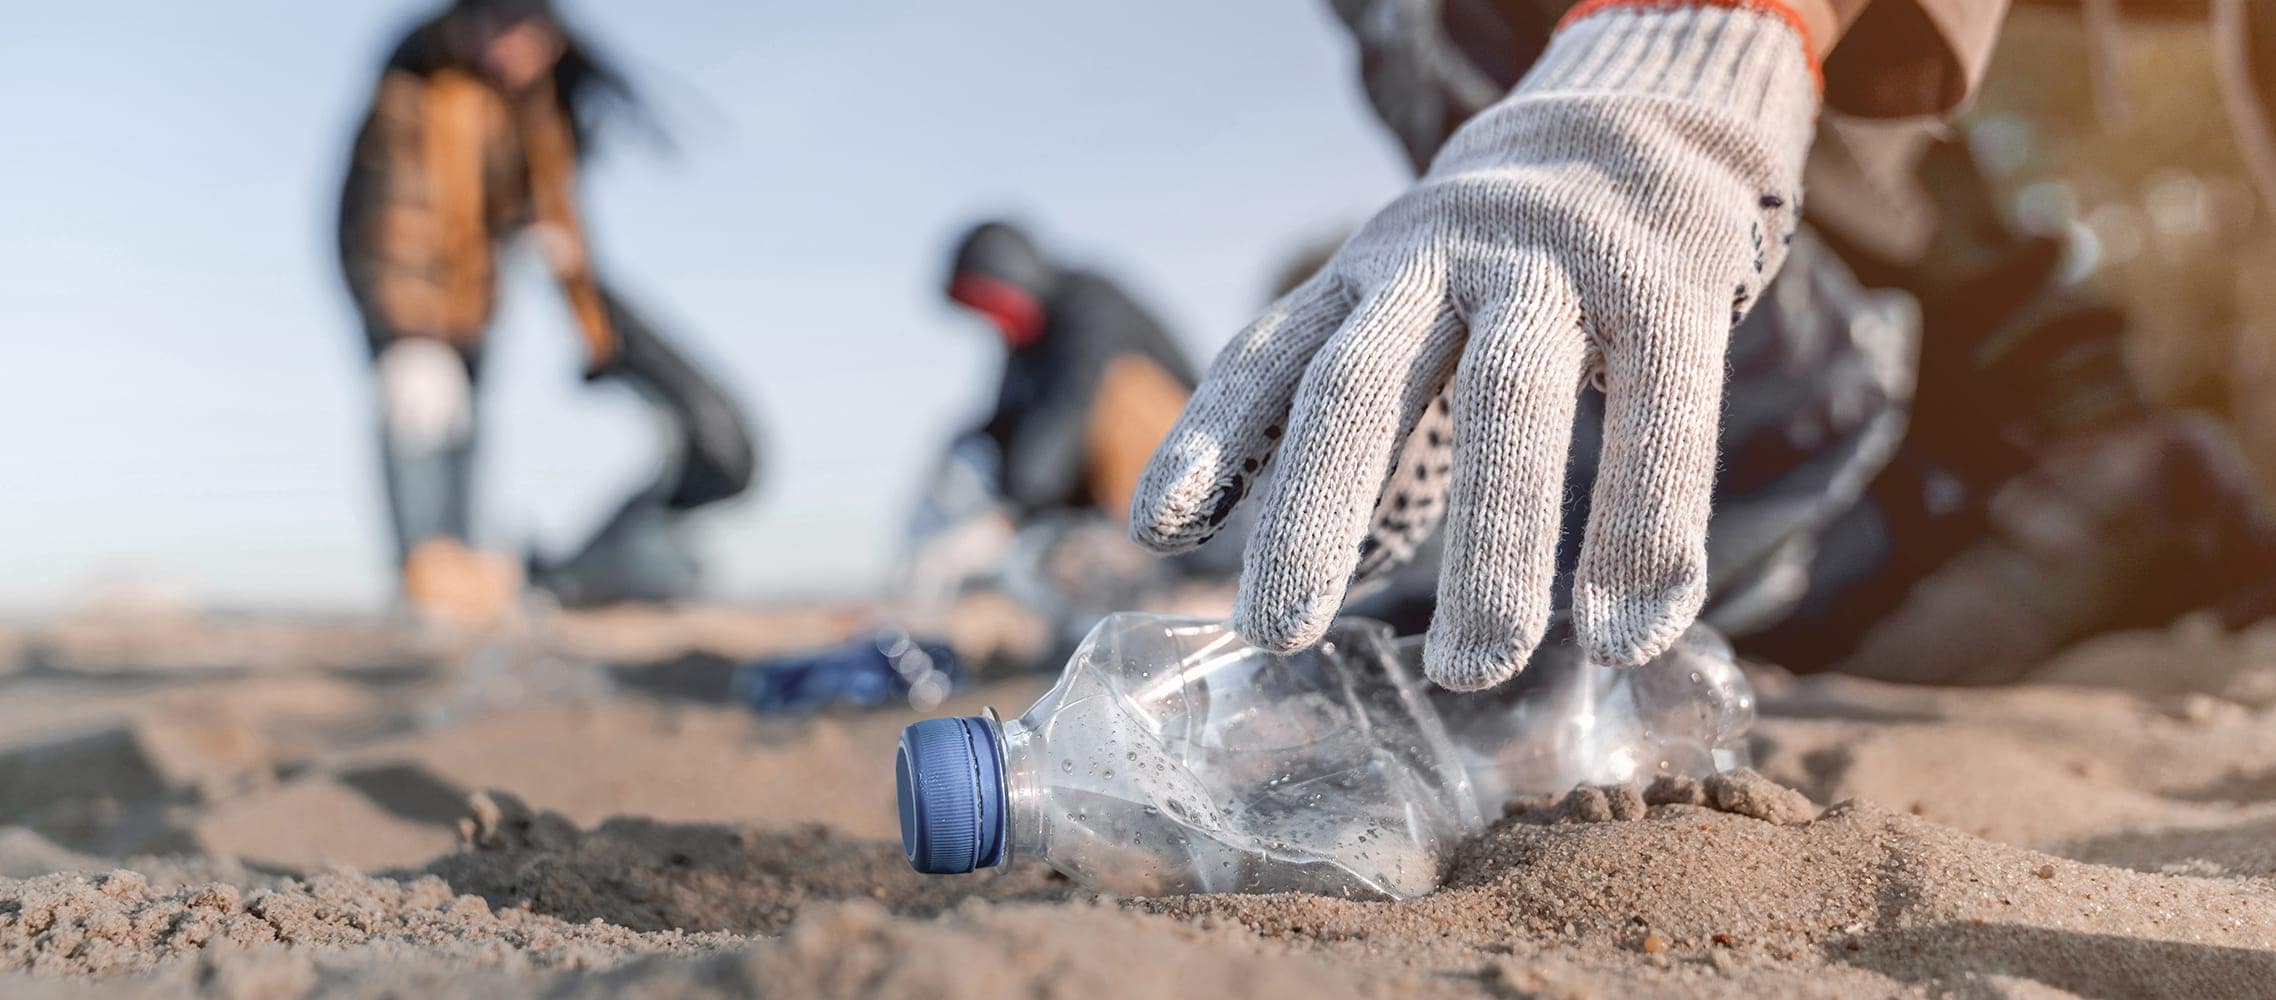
[1823,0,2013,117]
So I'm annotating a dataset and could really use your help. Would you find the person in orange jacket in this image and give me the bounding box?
[338,0,755,622]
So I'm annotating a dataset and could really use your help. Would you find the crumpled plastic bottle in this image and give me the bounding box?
[894,612,1753,899]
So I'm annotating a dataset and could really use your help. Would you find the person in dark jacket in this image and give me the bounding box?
[1308,0,2276,683]
[338,0,756,622]
[944,221,1198,522]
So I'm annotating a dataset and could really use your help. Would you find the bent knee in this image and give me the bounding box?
[376,338,474,455]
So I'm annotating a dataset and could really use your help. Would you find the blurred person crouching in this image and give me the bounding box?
[946,221,1197,524]
[905,221,1222,656]
[338,0,755,625]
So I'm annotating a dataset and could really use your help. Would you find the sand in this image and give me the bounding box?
[4,603,2276,997]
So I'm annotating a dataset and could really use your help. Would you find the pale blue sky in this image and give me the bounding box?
[0,1,1411,614]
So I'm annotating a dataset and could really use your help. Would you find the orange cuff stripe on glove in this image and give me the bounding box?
[1558,0,1822,88]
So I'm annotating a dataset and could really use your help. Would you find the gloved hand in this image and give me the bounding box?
[1130,1,1820,689]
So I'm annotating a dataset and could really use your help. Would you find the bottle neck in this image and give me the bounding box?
[996,717,1050,868]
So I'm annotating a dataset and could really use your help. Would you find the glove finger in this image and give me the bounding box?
[1129,274,1349,553]
[1573,283,1730,666]
[1349,385,1455,589]
[1423,274,1587,691]
[1235,268,1463,652]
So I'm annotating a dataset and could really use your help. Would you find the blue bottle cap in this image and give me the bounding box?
[895,716,1007,874]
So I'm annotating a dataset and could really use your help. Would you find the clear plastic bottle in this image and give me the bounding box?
[895,612,1752,900]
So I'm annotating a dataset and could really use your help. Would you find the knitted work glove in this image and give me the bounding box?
[1130,0,1820,689]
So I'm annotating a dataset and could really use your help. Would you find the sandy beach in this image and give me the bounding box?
[4,600,2276,998]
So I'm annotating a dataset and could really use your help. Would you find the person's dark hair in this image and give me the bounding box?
[383,0,653,154]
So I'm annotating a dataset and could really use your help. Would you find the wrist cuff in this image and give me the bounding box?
[1528,1,1821,152]
[1559,0,1821,77]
